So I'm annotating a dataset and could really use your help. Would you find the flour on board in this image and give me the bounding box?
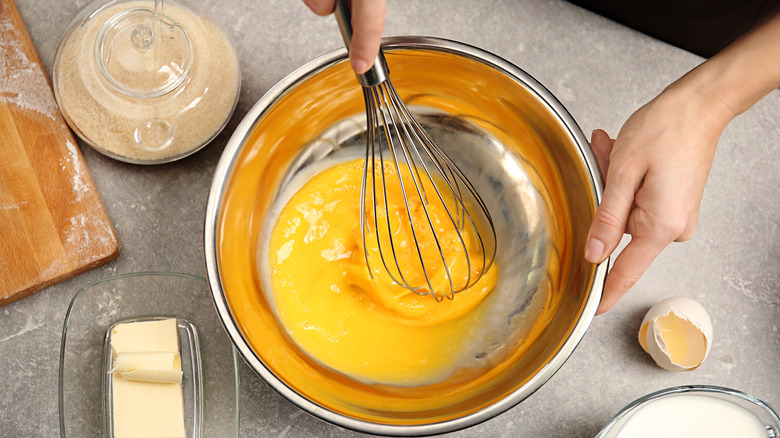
[0,5,59,119]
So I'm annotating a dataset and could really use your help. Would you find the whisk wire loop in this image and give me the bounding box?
[359,90,374,280]
[379,82,451,299]
[361,85,413,292]
[410,118,496,279]
[359,78,497,301]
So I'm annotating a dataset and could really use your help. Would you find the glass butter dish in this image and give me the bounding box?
[59,272,239,437]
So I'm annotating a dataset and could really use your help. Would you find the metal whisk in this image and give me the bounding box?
[334,0,497,301]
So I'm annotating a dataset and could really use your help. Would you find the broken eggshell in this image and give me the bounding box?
[638,296,713,371]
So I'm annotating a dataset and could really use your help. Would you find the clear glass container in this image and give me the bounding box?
[596,385,780,438]
[58,272,239,437]
[52,0,241,164]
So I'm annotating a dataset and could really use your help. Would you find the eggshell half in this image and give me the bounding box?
[638,296,713,371]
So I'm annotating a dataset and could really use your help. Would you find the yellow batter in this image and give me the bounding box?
[267,159,498,385]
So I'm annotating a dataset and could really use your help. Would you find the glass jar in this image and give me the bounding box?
[53,0,241,164]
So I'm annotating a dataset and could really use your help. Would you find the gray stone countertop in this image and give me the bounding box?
[2,0,779,436]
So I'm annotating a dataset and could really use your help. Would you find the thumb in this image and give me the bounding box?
[302,0,336,15]
[349,0,385,74]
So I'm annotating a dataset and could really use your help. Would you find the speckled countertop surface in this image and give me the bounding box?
[2,0,779,436]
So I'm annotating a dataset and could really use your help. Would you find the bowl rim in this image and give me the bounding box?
[204,35,607,436]
[594,385,780,437]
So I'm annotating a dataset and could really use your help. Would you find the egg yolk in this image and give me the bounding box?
[641,311,708,369]
[267,159,498,385]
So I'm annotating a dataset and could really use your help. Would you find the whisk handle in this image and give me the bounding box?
[334,0,389,87]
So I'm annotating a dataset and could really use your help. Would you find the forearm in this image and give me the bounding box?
[672,5,780,124]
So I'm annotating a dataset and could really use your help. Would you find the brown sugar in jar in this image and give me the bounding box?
[53,0,240,164]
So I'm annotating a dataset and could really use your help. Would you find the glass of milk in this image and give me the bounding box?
[596,385,780,438]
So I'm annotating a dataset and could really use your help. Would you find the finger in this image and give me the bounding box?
[349,0,385,73]
[595,234,667,314]
[590,129,614,179]
[584,155,643,264]
[675,232,695,242]
[674,214,698,242]
[303,0,336,15]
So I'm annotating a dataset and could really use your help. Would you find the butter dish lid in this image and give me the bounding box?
[58,272,239,437]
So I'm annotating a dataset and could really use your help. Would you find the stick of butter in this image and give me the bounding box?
[112,352,183,383]
[110,318,186,438]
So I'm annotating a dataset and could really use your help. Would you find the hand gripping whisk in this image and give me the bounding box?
[334,0,497,301]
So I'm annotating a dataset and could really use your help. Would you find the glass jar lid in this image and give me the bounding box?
[95,6,194,99]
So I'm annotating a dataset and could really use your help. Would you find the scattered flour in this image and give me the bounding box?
[64,139,91,201]
[0,3,59,119]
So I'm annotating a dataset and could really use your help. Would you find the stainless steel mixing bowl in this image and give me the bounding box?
[205,36,607,436]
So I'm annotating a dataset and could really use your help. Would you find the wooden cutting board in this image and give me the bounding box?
[0,0,120,305]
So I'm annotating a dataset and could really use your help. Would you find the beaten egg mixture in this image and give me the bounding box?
[267,159,498,385]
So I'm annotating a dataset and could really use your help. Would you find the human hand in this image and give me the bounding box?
[585,5,780,314]
[302,0,385,74]
[585,83,729,314]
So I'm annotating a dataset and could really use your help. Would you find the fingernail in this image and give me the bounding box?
[584,238,605,263]
[352,59,370,74]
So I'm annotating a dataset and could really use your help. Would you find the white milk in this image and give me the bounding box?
[613,394,769,438]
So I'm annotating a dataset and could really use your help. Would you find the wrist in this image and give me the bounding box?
[659,64,734,137]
